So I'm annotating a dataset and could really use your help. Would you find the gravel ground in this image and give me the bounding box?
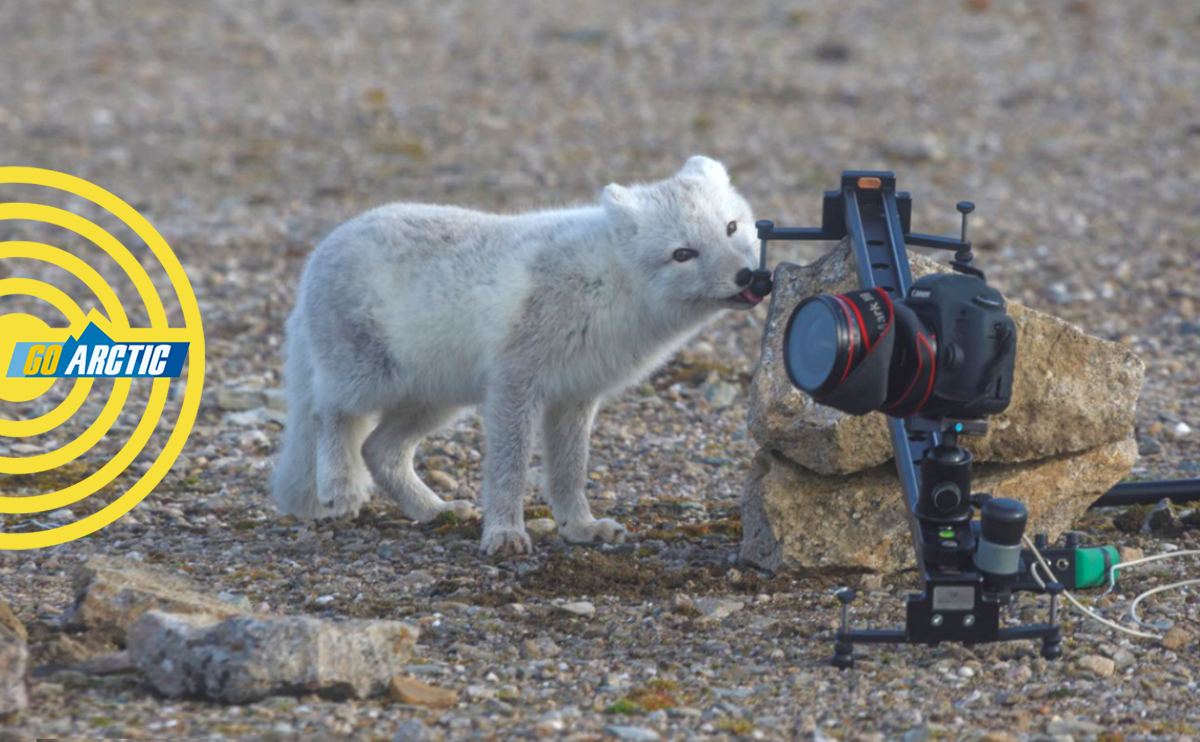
[1,0,1198,739]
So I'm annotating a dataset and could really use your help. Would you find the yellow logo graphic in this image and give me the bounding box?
[0,167,205,549]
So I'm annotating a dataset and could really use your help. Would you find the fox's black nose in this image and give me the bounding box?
[736,268,754,288]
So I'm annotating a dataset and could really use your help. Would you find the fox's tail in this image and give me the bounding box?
[270,320,324,518]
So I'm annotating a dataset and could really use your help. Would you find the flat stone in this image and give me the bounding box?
[521,636,562,659]
[741,439,1137,572]
[693,597,744,622]
[128,610,418,703]
[1119,546,1144,563]
[526,518,558,542]
[747,242,1144,475]
[1047,717,1107,736]
[64,556,249,645]
[388,675,459,709]
[398,570,437,589]
[1076,654,1116,677]
[702,376,740,408]
[75,650,136,676]
[1111,648,1136,669]
[1160,627,1192,652]
[604,725,661,741]
[557,601,596,618]
[0,622,28,716]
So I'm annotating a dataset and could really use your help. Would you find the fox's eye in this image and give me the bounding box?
[727,220,737,237]
[673,247,699,262]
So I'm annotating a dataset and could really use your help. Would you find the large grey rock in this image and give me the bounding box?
[65,557,248,645]
[747,241,1145,475]
[741,438,1138,573]
[0,621,28,717]
[128,610,419,704]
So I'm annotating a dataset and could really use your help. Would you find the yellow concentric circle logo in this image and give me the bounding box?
[0,167,204,549]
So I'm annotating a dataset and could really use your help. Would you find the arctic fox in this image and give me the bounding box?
[271,156,764,555]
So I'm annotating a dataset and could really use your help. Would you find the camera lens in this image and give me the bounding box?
[883,304,938,417]
[784,297,847,395]
[783,289,894,405]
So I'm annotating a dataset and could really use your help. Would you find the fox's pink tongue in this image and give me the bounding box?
[741,288,763,306]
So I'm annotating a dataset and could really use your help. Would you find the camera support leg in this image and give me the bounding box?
[1039,581,1065,660]
[831,589,856,669]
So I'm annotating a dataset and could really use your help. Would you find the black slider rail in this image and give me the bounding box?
[755,171,967,574]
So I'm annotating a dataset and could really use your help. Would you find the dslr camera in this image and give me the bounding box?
[783,271,1016,420]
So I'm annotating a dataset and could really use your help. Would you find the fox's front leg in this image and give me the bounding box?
[479,377,537,556]
[543,399,627,545]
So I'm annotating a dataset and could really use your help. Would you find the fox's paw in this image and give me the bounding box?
[561,518,627,545]
[317,488,368,520]
[480,526,533,556]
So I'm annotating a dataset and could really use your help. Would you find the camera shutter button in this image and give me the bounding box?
[932,482,962,513]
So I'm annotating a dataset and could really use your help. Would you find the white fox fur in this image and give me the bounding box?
[271,156,761,555]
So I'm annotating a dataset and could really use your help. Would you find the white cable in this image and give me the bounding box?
[1022,535,1162,640]
[1128,578,1200,630]
[1103,550,1200,595]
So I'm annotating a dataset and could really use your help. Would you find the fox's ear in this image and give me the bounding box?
[602,183,638,237]
[679,155,729,186]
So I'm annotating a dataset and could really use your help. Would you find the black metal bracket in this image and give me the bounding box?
[760,172,1067,667]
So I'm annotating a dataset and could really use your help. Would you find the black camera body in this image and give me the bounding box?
[898,273,1015,419]
[783,271,1016,422]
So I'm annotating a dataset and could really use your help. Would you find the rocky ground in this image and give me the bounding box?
[1,0,1199,739]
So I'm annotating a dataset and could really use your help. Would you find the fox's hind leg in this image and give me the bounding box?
[362,404,479,523]
[314,411,376,518]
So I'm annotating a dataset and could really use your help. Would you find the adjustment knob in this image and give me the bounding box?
[956,201,975,244]
[980,498,1029,547]
[749,269,773,299]
[932,482,962,513]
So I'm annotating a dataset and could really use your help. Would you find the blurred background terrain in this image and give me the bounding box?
[1,1,1199,738]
